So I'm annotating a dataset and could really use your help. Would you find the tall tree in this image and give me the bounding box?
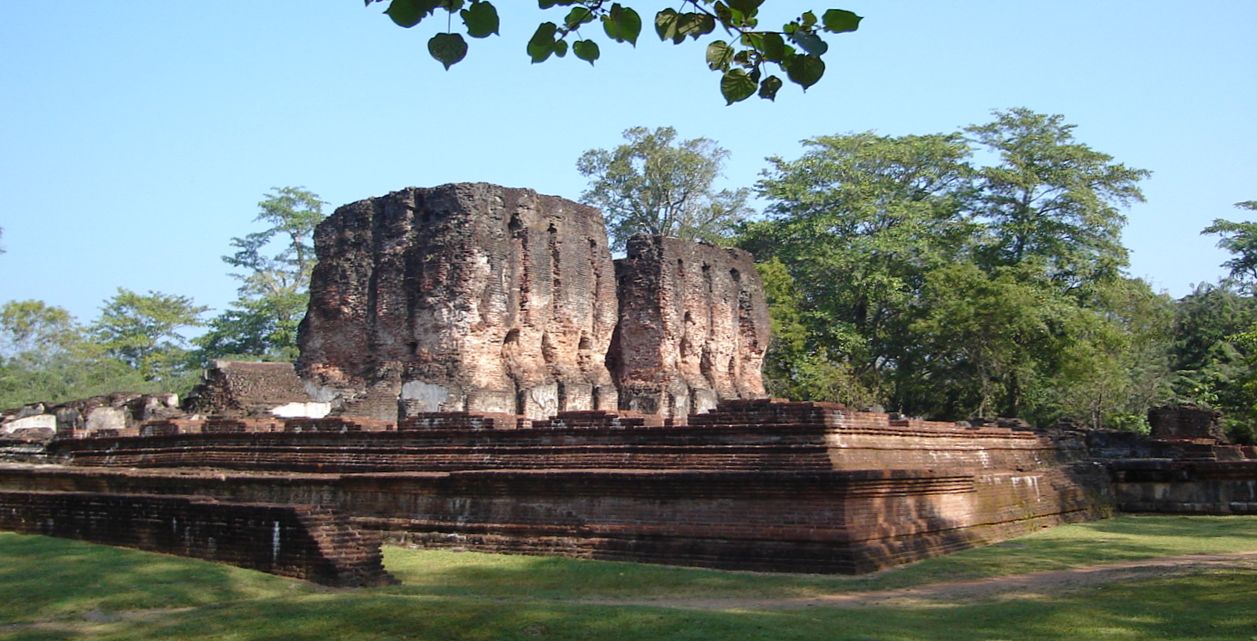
[745,131,974,402]
[199,187,325,361]
[578,126,750,250]
[966,108,1149,292]
[744,110,1162,426]
[92,289,206,386]
[0,300,77,360]
[1202,201,1257,294]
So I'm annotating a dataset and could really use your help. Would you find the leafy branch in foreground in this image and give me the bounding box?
[364,1,861,104]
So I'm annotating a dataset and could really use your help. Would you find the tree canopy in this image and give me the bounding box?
[364,1,861,104]
[1203,201,1257,294]
[198,187,326,361]
[578,126,750,250]
[92,289,207,387]
[743,109,1164,427]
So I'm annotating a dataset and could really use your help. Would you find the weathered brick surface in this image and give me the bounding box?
[183,360,314,417]
[0,463,1107,575]
[609,236,770,418]
[296,183,620,420]
[1147,404,1227,442]
[54,401,1073,475]
[1090,427,1257,514]
[0,490,393,586]
[13,400,1112,574]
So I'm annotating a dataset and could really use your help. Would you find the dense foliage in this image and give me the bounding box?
[578,126,749,250]
[741,108,1214,433]
[365,1,861,104]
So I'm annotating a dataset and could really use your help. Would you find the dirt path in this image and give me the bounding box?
[584,551,1257,611]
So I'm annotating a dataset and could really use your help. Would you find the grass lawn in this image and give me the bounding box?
[1,515,1255,641]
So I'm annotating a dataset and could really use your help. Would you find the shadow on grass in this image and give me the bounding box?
[378,515,1257,600]
[0,532,309,624]
[3,515,1256,639]
[7,569,1254,641]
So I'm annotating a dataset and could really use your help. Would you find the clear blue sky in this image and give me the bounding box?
[1,1,1254,325]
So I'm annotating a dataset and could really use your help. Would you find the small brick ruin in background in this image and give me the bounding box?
[1147,404,1227,442]
[183,360,326,419]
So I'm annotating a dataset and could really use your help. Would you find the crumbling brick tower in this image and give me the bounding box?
[297,183,620,420]
[609,235,770,418]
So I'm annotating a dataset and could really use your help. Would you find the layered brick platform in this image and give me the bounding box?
[0,490,393,586]
[0,400,1113,575]
[1088,430,1257,514]
[50,402,1075,474]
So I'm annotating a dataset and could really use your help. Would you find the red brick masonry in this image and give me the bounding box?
[0,400,1114,576]
[0,490,394,586]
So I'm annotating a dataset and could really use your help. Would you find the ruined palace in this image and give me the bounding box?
[1,183,1254,586]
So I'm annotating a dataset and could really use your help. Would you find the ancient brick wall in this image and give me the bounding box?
[0,460,1107,575]
[1088,427,1257,514]
[52,401,1080,475]
[297,183,620,420]
[1147,404,1226,441]
[609,236,770,418]
[15,399,1113,574]
[0,490,393,586]
[1105,460,1257,514]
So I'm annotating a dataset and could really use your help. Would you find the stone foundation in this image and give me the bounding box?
[1088,429,1257,514]
[0,490,393,586]
[0,400,1112,575]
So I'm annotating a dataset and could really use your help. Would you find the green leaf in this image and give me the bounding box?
[428,32,468,69]
[801,10,817,28]
[789,30,828,56]
[677,13,716,41]
[553,38,568,57]
[527,22,558,63]
[655,9,678,42]
[720,68,756,105]
[564,6,594,29]
[760,32,786,62]
[783,53,824,89]
[460,0,499,38]
[385,0,438,28]
[757,75,783,100]
[706,40,733,71]
[573,39,600,64]
[602,4,641,45]
[822,9,862,33]
[727,0,763,16]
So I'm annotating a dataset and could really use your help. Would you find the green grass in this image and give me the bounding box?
[381,514,1257,598]
[2,515,1256,641]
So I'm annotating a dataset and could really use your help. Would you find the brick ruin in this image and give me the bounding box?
[294,183,771,422]
[297,184,624,421]
[1,182,1254,585]
[610,235,769,416]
